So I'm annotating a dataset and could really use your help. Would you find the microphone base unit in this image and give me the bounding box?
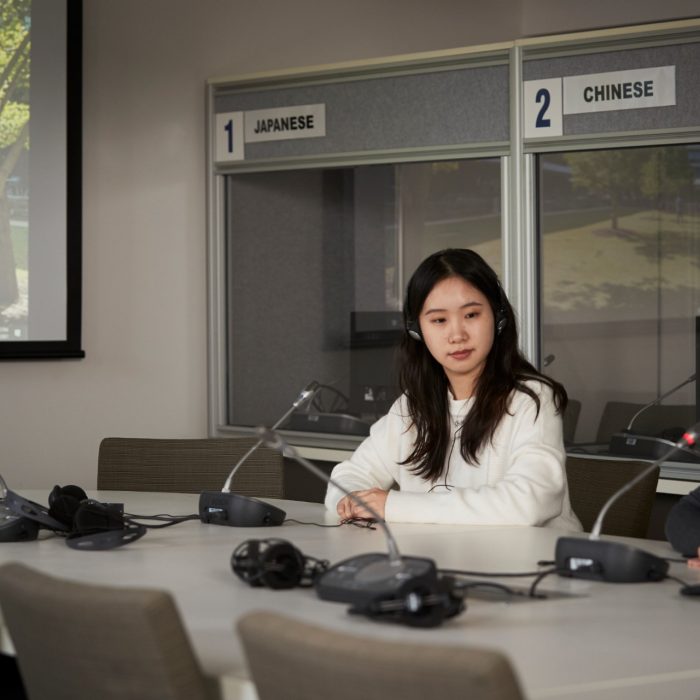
[315,551,438,606]
[0,514,40,542]
[609,433,700,463]
[284,412,371,437]
[198,491,286,527]
[555,536,669,583]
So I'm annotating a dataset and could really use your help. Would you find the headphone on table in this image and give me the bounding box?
[231,538,329,589]
[5,485,146,550]
[348,575,465,628]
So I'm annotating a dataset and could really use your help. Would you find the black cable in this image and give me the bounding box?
[441,564,559,599]
[283,519,344,528]
[125,514,200,529]
[283,517,377,530]
[439,566,553,578]
[455,580,521,598]
[527,566,559,598]
[124,512,197,520]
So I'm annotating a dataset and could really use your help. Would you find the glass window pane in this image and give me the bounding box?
[226,158,501,436]
[539,145,700,451]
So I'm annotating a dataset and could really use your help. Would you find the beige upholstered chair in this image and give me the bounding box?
[0,563,219,700]
[97,437,283,497]
[565,456,659,538]
[237,611,525,700]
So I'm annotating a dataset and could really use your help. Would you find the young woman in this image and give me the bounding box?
[325,248,582,529]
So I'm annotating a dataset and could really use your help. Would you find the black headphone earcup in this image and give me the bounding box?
[231,540,264,587]
[72,501,125,534]
[350,576,465,628]
[231,539,310,590]
[49,484,89,507]
[260,541,305,590]
[495,310,507,335]
[48,493,82,528]
[406,320,423,342]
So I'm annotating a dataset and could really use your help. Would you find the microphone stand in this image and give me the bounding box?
[198,381,319,527]
[556,422,699,583]
[257,427,440,606]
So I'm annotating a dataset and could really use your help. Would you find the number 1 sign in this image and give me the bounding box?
[523,78,563,138]
[215,111,245,162]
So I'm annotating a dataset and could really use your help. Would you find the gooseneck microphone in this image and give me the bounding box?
[221,382,319,493]
[609,373,696,461]
[257,427,401,566]
[198,381,319,527]
[556,421,700,583]
[257,427,450,610]
[625,373,696,433]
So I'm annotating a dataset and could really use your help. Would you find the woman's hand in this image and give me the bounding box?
[336,488,389,520]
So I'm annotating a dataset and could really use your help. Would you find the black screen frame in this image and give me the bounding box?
[0,0,84,360]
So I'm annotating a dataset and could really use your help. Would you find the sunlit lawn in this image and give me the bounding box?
[11,223,27,271]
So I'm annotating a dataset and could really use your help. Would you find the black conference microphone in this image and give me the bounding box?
[609,373,696,462]
[198,381,319,527]
[256,427,444,608]
[556,421,700,583]
[0,474,40,542]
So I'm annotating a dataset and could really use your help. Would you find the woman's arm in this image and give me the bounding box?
[323,403,406,516]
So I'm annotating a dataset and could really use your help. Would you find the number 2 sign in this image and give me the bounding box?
[523,78,562,138]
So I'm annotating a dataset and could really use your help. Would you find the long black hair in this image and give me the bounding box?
[399,248,566,482]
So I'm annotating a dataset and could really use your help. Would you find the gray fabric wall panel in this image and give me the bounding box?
[524,42,700,135]
[215,64,510,161]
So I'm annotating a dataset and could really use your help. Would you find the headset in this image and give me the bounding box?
[348,575,465,628]
[407,309,507,342]
[4,485,146,550]
[231,538,329,589]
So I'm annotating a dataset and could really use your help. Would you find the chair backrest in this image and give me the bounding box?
[0,563,218,700]
[97,437,283,496]
[563,398,581,445]
[237,611,524,700]
[596,401,695,444]
[565,456,659,537]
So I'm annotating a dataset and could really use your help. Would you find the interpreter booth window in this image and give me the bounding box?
[539,145,700,458]
[225,158,501,437]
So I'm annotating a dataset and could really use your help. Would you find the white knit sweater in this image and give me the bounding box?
[325,381,582,530]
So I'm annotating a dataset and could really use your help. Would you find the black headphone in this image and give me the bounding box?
[406,319,422,342]
[49,484,146,550]
[495,309,507,335]
[5,485,146,550]
[406,309,507,343]
[231,538,329,590]
[348,575,465,628]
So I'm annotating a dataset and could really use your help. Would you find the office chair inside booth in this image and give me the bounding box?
[237,611,525,700]
[0,563,220,700]
[565,456,659,538]
[97,437,283,497]
[562,399,581,445]
[596,401,695,445]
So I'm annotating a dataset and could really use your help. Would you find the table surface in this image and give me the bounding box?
[1,490,700,700]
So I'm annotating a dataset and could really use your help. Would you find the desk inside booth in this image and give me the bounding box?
[1,491,700,700]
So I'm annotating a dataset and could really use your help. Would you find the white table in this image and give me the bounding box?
[1,491,699,700]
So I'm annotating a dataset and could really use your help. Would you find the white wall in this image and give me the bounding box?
[0,0,697,489]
